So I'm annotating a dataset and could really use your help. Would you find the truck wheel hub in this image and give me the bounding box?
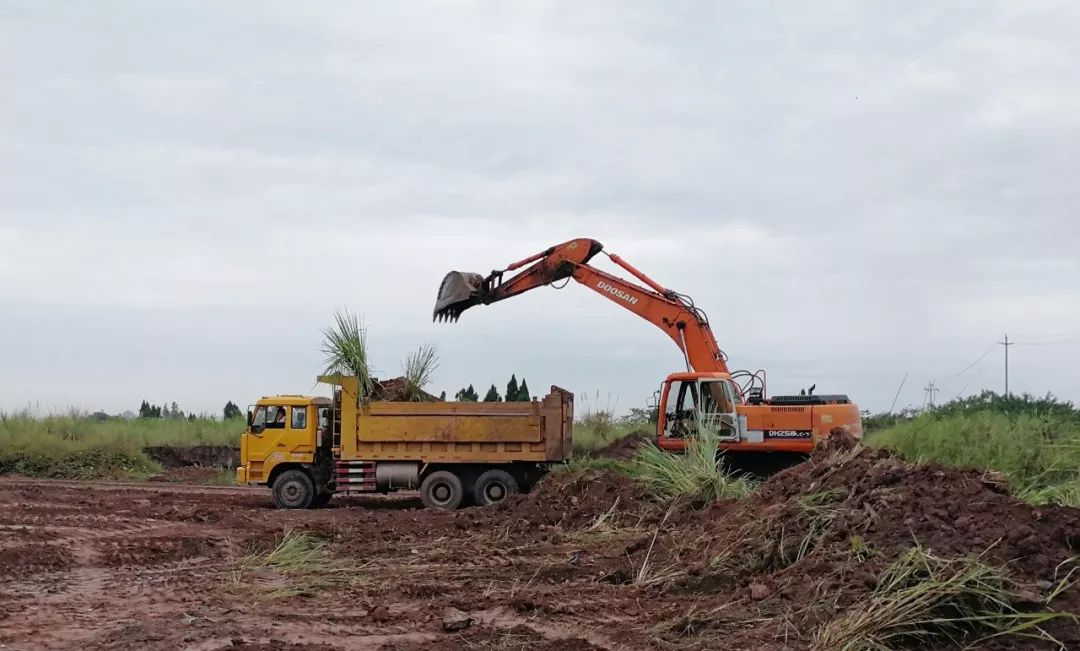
[485,484,505,501]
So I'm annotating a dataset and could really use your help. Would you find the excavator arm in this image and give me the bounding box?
[434,238,730,375]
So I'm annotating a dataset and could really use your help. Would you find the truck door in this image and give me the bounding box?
[244,404,300,480]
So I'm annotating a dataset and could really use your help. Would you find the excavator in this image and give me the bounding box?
[433,237,861,464]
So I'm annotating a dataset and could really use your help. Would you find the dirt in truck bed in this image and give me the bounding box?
[2,440,1079,650]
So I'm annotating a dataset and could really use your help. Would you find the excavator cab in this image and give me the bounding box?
[660,374,741,442]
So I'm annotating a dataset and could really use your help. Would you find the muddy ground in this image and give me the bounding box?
[2,441,1079,650]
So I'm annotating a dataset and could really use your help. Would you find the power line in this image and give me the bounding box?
[1012,335,1080,346]
[888,372,908,414]
[941,346,995,383]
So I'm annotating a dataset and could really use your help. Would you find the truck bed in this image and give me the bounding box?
[325,375,574,464]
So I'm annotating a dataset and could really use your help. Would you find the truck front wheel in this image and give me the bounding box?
[420,471,464,510]
[272,469,315,509]
[473,469,519,506]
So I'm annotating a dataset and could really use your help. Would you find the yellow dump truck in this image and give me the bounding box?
[237,375,573,510]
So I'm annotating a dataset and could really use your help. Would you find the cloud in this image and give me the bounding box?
[2,1,1079,415]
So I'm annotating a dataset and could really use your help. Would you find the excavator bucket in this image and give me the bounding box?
[433,271,487,322]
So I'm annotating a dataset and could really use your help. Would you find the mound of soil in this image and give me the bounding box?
[627,436,1080,648]
[496,469,656,529]
[143,445,238,469]
[370,377,440,402]
[0,544,74,577]
[591,430,650,460]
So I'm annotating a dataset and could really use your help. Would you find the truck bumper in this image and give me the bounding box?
[235,465,248,485]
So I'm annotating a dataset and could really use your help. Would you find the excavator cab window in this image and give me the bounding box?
[663,379,739,440]
[663,380,699,438]
[699,380,739,439]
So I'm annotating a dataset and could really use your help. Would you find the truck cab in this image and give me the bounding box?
[236,395,334,506]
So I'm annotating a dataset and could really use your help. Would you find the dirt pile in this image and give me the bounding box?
[591,430,650,460]
[497,468,657,529]
[143,445,238,469]
[623,437,1080,648]
[369,377,440,402]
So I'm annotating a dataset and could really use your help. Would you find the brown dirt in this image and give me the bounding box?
[1,440,1078,650]
[143,445,239,469]
[149,466,231,484]
[592,430,650,460]
[370,377,440,402]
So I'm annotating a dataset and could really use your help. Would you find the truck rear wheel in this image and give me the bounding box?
[420,470,464,510]
[473,469,519,506]
[272,469,315,509]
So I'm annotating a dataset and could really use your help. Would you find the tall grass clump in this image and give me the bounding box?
[812,545,1073,650]
[871,408,1080,506]
[633,416,758,503]
[573,391,649,455]
[321,309,373,398]
[400,344,440,401]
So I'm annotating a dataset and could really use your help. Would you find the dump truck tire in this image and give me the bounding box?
[473,469,519,506]
[420,470,465,510]
[272,469,315,509]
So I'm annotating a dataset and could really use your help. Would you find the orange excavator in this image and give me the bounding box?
[434,237,862,461]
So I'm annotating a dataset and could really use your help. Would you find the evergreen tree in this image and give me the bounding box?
[516,378,531,402]
[438,391,447,401]
[506,375,519,403]
[139,400,150,418]
[483,384,501,402]
[455,385,479,402]
[223,401,242,420]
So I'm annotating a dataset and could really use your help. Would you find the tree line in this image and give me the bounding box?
[452,374,533,403]
[137,400,245,421]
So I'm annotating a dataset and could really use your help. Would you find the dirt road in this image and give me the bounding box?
[0,476,648,650]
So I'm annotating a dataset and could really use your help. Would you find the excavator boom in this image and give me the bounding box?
[434,238,730,374]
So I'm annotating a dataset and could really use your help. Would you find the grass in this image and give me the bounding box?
[321,308,373,398]
[572,391,650,456]
[811,545,1074,650]
[870,410,1080,506]
[633,419,758,504]
[401,343,440,401]
[236,529,366,600]
[0,409,241,479]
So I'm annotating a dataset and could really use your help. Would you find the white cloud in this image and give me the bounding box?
[2,1,1079,415]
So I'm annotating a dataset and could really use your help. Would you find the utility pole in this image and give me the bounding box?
[923,380,940,410]
[999,334,1014,396]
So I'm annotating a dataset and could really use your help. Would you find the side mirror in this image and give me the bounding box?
[246,410,253,427]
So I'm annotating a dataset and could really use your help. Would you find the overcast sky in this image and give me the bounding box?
[3,1,1079,417]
